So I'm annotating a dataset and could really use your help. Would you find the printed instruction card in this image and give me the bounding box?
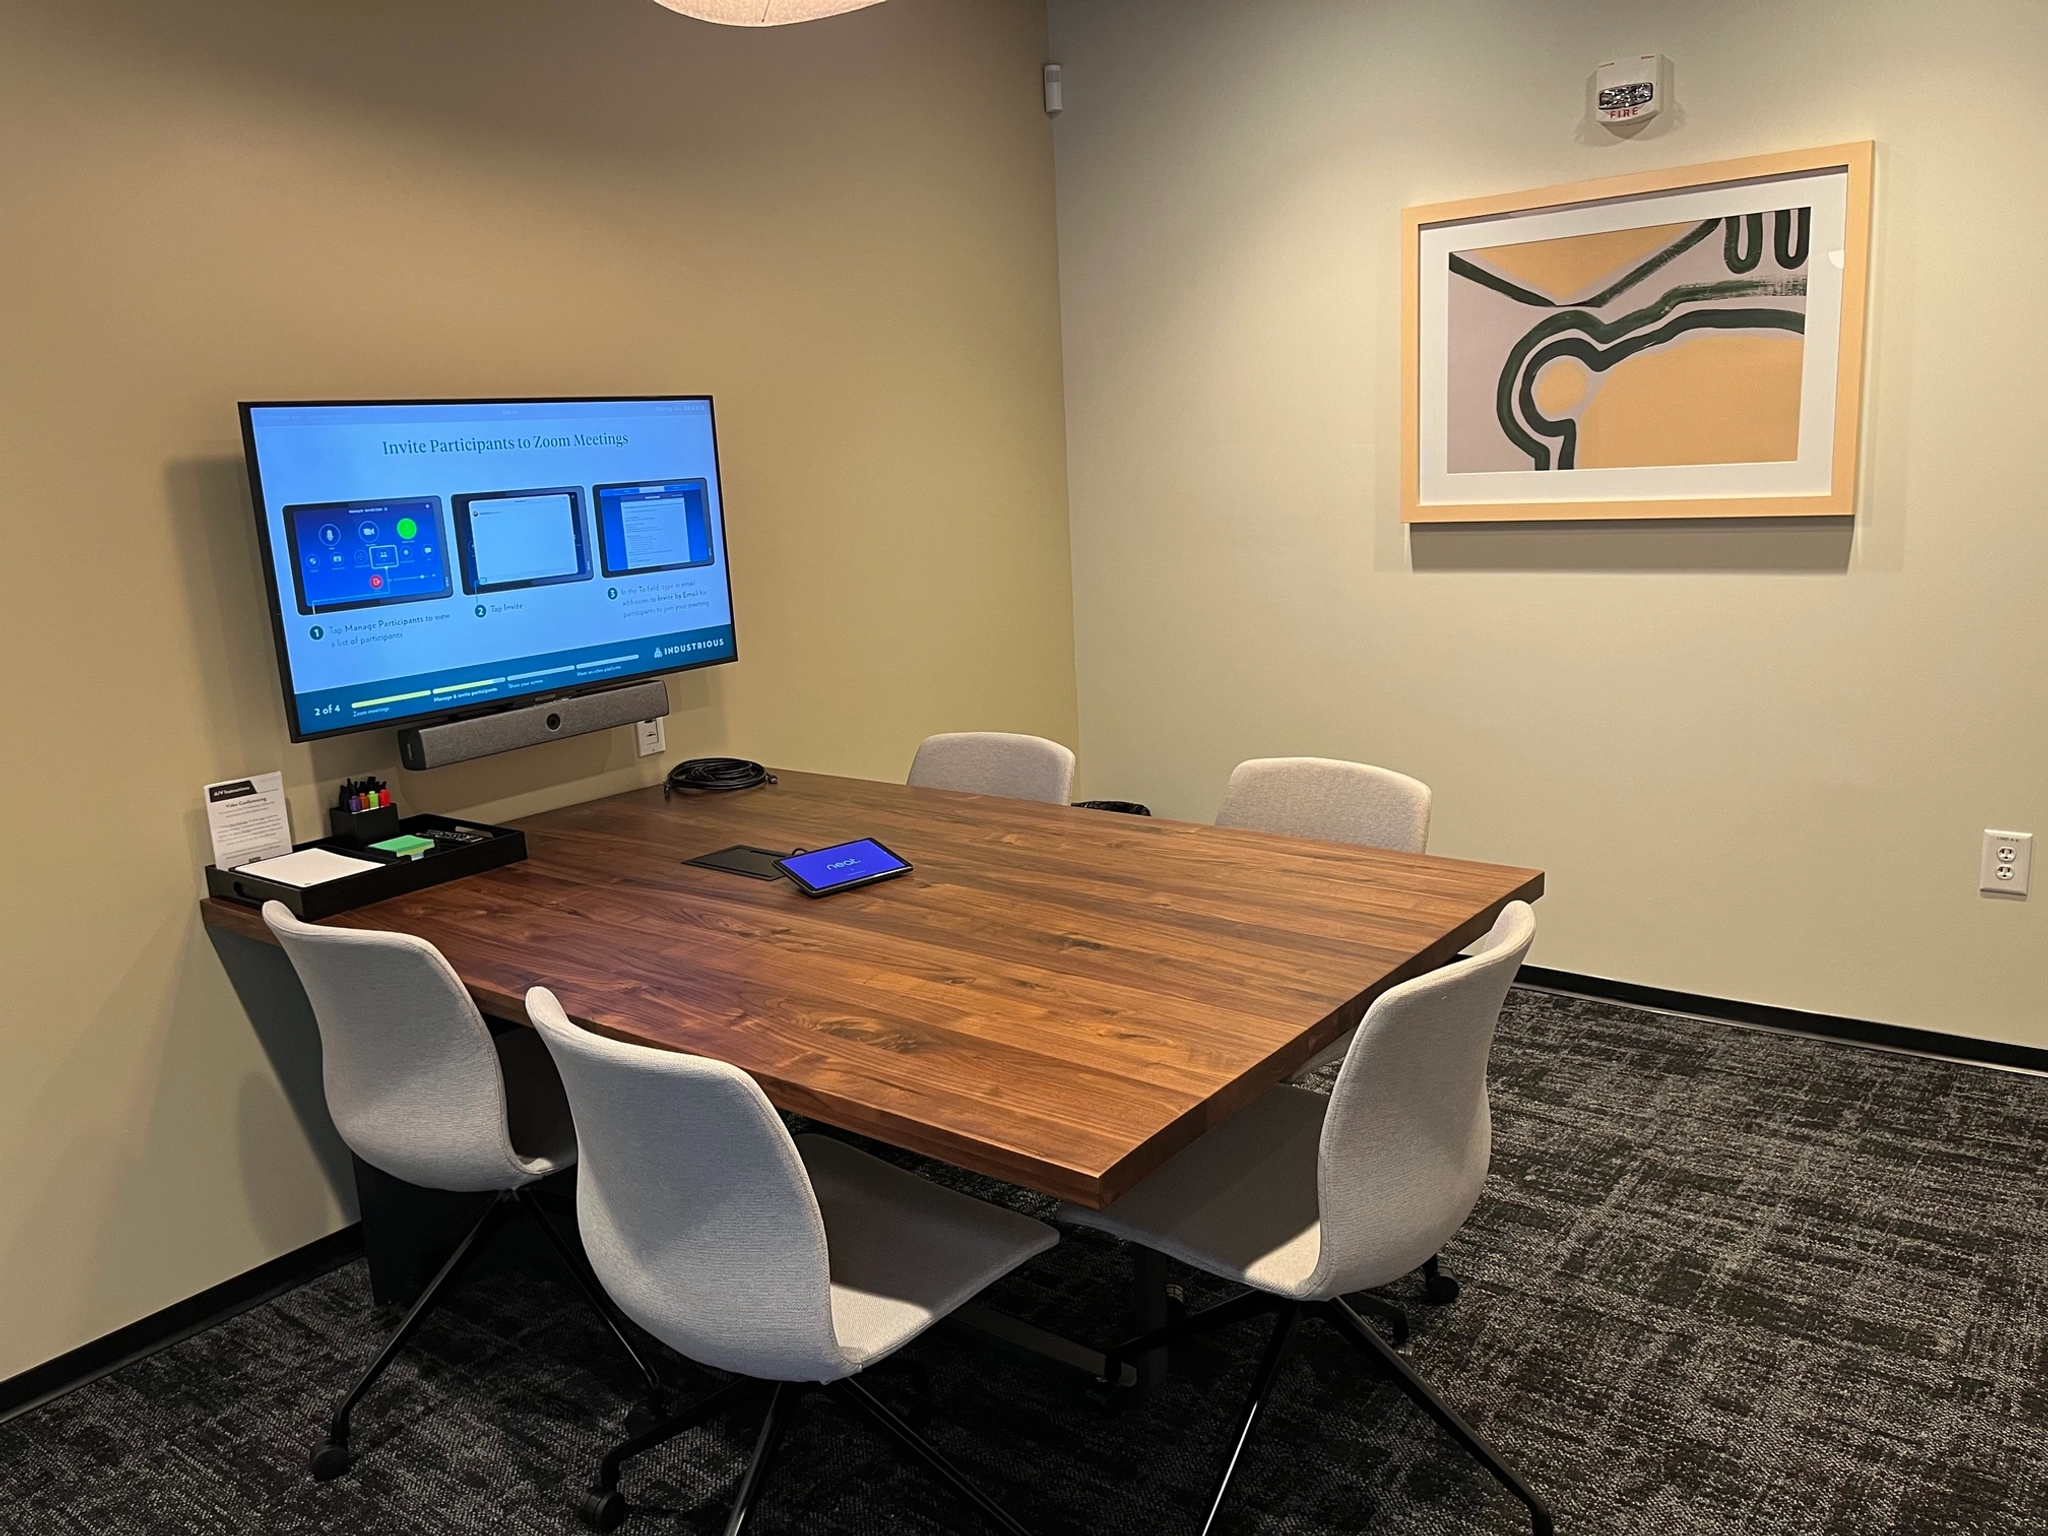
[205,772,294,869]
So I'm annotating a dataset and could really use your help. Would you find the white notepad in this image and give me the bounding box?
[237,848,382,888]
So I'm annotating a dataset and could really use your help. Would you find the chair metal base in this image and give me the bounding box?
[1338,1290,1410,1345]
[1338,1251,1462,1341]
[947,1248,1443,1398]
[577,1370,1034,1536]
[1097,1267,1551,1536]
[307,1185,667,1481]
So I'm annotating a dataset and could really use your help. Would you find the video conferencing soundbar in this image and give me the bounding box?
[397,679,670,770]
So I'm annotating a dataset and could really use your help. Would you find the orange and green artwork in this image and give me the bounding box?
[1445,210,1812,474]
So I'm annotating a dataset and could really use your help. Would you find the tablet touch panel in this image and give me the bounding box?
[595,479,715,577]
[283,497,453,615]
[453,486,593,595]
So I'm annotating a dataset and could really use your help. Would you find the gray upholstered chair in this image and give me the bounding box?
[1057,902,1550,1536]
[1215,755,1432,853]
[526,987,1057,1535]
[1218,756,1435,1078]
[906,731,1076,805]
[261,903,668,1481]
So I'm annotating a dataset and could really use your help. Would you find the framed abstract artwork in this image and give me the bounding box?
[1401,142,1873,523]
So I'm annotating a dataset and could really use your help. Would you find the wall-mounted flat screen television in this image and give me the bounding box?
[240,396,737,742]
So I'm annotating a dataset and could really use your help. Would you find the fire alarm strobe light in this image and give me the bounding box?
[1595,55,1665,124]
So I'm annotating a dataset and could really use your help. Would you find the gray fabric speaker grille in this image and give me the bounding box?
[398,680,669,768]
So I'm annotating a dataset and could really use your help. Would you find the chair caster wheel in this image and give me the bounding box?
[308,1440,352,1481]
[1424,1272,1461,1305]
[623,1401,664,1436]
[578,1488,629,1532]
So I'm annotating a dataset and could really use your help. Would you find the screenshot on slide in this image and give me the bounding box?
[284,498,453,614]
[594,479,716,576]
[454,486,593,594]
[242,397,737,740]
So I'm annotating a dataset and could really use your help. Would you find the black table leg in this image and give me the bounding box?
[1134,1246,1172,1393]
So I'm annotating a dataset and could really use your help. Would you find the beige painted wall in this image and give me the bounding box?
[0,0,1073,1379]
[1048,0,2048,1047]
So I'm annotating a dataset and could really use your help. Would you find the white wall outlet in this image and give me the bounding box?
[634,718,666,758]
[1980,830,2032,897]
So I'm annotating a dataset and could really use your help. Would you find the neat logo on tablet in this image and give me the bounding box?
[776,839,913,897]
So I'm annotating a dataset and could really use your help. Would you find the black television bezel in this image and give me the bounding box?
[239,394,739,745]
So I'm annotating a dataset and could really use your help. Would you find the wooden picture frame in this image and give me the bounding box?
[1401,142,1873,523]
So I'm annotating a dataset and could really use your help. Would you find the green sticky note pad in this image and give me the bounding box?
[371,834,437,859]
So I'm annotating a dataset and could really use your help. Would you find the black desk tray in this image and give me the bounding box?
[206,813,527,921]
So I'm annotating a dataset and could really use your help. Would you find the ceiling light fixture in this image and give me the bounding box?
[651,0,886,24]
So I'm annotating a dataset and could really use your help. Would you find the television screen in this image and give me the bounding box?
[241,397,737,741]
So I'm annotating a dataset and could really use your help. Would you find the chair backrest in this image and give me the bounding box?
[906,732,1076,805]
[526,988,845,1382]
[261,902,539,1193]
[1306,901,1534,1295]
[1214,756,1432,853]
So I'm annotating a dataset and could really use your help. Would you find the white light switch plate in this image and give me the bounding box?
[1980,830,2031,897]
[634,718,666,758]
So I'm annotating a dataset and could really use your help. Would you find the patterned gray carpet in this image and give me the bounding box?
[3,989,2043,1535]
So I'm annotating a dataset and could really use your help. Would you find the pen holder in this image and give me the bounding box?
[329,802,402,848]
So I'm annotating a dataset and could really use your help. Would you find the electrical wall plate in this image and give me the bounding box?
[1980,830,2032,897]
[635,717,667,758]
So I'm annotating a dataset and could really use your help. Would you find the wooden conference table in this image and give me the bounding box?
[202,769,1543,1213]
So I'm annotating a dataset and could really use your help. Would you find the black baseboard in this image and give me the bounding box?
[0,1224,364,1425]
[1518,966,2048,1075]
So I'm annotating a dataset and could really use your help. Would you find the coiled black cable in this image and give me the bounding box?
[663,757,778,798]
